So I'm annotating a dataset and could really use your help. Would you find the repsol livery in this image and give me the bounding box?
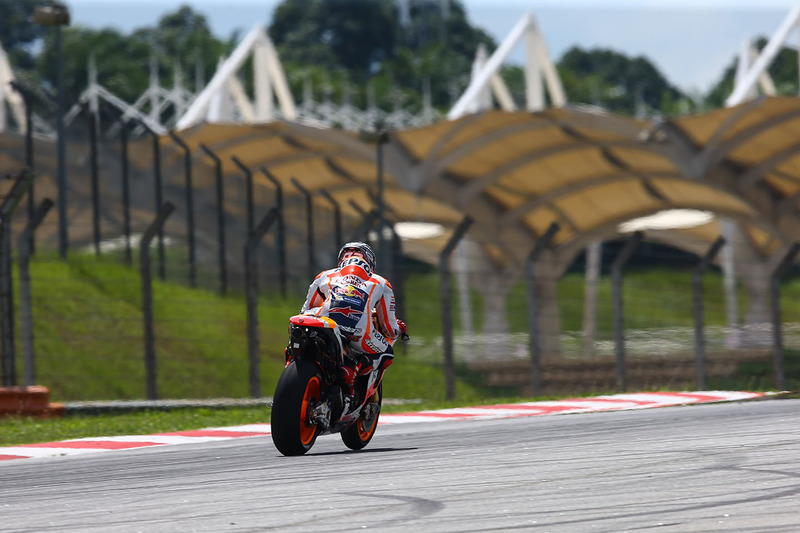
[301,254,403,355]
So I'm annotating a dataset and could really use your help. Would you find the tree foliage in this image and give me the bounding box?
[0,0,44,71]
[5,0,795,124]
[557,47,688,116]
[270,0,398,77]
[270,0,495,111]
[24,5,236,123]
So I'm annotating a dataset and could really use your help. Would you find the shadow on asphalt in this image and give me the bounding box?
[304,447,418,457]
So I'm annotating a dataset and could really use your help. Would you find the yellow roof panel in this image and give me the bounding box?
[652,179,754,215]
[605,147,680,173]
[554,180,663,231]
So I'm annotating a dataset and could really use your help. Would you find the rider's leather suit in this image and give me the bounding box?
[300,256,402,356]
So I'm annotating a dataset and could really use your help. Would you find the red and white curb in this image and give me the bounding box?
[0,391,769,461]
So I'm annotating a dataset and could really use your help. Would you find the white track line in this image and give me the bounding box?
[0,391,770,461]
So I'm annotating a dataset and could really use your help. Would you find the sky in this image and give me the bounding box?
[63,0,800,94]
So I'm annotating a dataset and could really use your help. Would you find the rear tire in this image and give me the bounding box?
[271,361,322,456]
[341,382,382,450]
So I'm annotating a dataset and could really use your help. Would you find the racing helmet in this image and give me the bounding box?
[337,241,376,272]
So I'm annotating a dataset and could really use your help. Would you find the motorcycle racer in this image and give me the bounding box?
[300,241,407,400]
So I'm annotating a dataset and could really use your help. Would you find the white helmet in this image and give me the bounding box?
[337,241,376,272]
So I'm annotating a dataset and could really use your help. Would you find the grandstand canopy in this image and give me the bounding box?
[384,99,796,265]
[162,121,467,228]
[160,96,800,268]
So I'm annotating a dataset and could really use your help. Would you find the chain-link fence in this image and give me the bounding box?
[1,130,798,402]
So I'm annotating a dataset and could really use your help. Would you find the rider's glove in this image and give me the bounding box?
[397,319,409,341]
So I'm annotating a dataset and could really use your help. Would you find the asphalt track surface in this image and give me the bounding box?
[1,398,798,532]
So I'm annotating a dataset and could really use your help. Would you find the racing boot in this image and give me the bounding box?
[337,361,360,413]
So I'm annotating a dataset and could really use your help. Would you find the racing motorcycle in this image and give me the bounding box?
[270,314,404,456]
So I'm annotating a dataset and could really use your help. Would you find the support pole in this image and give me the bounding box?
[721,220,741,347]
[168,131,196,287]
[692,237,725,391]
[583,241,602,358]
[140,202,176,400]
[769,243,800,391]
[138,119,165,279]
[440,216,473,400]
[611,231,643,393]
[9,82,35,255]
[86,106,101,256]
[232,156,254,234]
[17,199,54,386]
[200,143,228,295]
[260,166,286,298]
[120,121,132,264]
[319,188,342,247]
[375,131,389,268]
[389,224,406,322]
[348,201,379,242]
[455,240,475,361]
[245,208,279,398]
[525,222,559,397]
[0,169,35,387]
[56,24,68,259]
[291,178,315,281]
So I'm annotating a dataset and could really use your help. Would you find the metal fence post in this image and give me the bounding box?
[245,208,279,398]
[17,199,54,386]
[120,121,132,264]
[319,188,343,247]
[770,242,800,391]
[390,224,406,324]
[168,131,196,287]
[260,166,286,298]
[9,81,35,255]
[611,231,643,393]
[200,144,228,295]
[291,178,316,281]
[525,222,559,397]
[138,119,165,279]
[0,169,35,387]
[140,202,176,400]
[85,106,102,256]
[232,156,254,233]
[692,237,725,390]
[440,216,473,401]
[347,201,379,242]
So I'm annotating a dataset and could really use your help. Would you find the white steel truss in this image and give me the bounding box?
[176,24,297,130]
[0,43,26,133]
[726,3,800,106]
[715,3,800,345]
[63,55,193,135]
[448,12,566,120]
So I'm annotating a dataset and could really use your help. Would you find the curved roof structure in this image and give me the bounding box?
[162,121,466,229]
[384,100,795,267]
[154,96,800,271]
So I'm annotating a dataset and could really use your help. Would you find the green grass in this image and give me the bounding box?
[8,253,494,404]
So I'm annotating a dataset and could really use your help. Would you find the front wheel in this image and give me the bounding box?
[271,360,322,456]
[341,382,382,450]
